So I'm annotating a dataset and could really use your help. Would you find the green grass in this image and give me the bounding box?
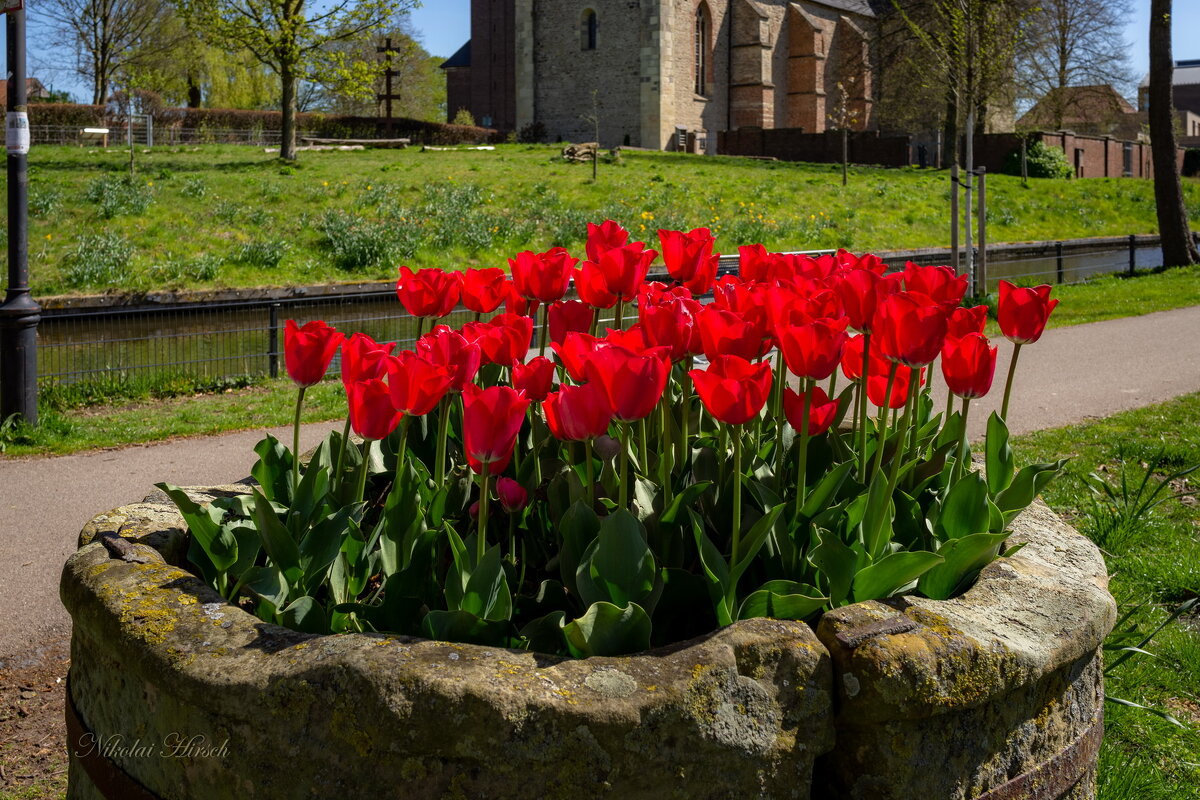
[4,144,1198,296]
[0,378,348,457]
[1013,393,1200,799]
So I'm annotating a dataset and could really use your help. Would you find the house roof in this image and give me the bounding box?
[0,78,47,106]
[1018,85,1136,128]
[440,41,471,70]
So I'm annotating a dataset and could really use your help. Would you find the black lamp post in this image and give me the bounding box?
[1,1,39,425]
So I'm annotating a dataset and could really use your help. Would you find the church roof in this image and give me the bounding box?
[440,41,471,70]
[806,0,881,17]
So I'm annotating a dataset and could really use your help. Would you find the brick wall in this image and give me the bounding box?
[470,0,518,131]
[445,68,472,123]
[717,128,909,165]
[971,132,1184,179]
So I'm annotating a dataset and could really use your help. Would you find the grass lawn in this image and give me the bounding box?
[3,144,1198,297]
[1013,393,1200,799]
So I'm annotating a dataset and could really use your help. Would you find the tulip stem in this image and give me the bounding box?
[291,386,306,501]
[955,397,972,486]
[477,471,491,565]
[871,361,898,480]
[584,438,596,510]
[414,316,425,346]
[1000,343,1022,421]
[590,307,601,338]
[434,397,450,489]
[731,424,744,566]
[334,414,352,492]
[659,402,674,506]
[858,332,872,481]
[614,299,625,332]
[396,415,411,467]
[679,357,692,468]
[796,380,811,519]
[538,303,549,359]
[354,441,370,504]
[619,423,630,509]
[638,417,649,476]
[773,349,786,478]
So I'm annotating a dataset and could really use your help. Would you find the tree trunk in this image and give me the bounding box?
[1149,0,1199,266]
[942,90,958,168]
[280,64,298,161]
[186,72,202,109]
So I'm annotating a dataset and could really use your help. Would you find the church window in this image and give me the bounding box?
[582,9,598,51]
[695,3,711,95]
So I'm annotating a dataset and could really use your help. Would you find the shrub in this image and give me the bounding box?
[319,209,403,271]
[452,108,477,127]
[61,233,134,288]
[181,177,209,198]
[233,239,289,269]
[1004,139,1074,179]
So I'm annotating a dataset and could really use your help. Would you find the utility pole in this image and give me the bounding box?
[1,0,39,425]
[376,37,404,137]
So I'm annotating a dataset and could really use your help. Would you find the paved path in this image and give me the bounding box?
[2,305,1199,662]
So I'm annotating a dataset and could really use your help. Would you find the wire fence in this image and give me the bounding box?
[30,238,1172,392]
[31,125,289,147]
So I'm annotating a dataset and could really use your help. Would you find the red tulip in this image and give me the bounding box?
[867,363,923,409]
[504,284,538,317]
[697,306,765,362]
[340,332,395,386]
[387,351,454,416]
[873,292,948,368]
[396,267,460,319]
[639,298,695,362]
[778,317,849,380]
[544,381,613,441]
[638,280,693,310]
[584,344,671,422]
[659,227,719,294]
[688,355,773,426]
[998,280,1059,344]
[586,219,629,263]
[462,384,530,475]
[903,263,968,311]
[512,356,556,401]
[596,242,657,301]
[497,477,529,513]
[575,261,619,309]
[460,268,509,314]
[347,378,402,441]
[941,333,998,399]
[285,320,344,388]
[478,313,534,367]
[551,332,601,382]
[783,385,841,435]
[548,300,594,346]
[947,305,989,340]
[602,324,651,354]
[840,333,867,381]
[416,325,481,392]
[510,247,577,303]
[738,244,772,283]
[834,269,896,333]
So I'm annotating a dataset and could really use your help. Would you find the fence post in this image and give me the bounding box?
[950,165,959,272]
[976,167,987,297]
[1055,242,1064,284]
[1128,234,1136,275]
[268,303,280,379]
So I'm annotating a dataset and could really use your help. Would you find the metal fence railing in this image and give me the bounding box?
[31,125,289,147]
[26,237,1180,392]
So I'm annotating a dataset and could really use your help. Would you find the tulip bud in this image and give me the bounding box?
[497,477,529,514]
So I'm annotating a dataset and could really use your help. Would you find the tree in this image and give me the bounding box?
[1148,0,1200,267]
[892,0,1031,166]
[179,0,421,160]
[1014,0,1134,130]
[37,0,182,104]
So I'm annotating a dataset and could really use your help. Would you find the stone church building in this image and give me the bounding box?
[441,1,884,152]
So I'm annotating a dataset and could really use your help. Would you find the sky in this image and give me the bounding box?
[8,1,1200,103]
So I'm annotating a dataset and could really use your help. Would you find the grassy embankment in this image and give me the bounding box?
[2,144,1198,296]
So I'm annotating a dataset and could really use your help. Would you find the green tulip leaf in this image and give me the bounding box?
[660,481,713,525]
[851,550,943,603]
[561,601,652,658]
[731,503,787,583]
[156,483,238,574]
[799,461,855,521]
[985,412,1015,496]
[519,611,567,655]
[421,610,512,648]
[936,471,992,540]
[278,596,328,635]
[583,509,656,608]
[996,460,1068,524]
[239,565,288,614]
[249,488,303,588]
[918,532,1011,600]
[738,580,828,621]
[251,435,293,503]
[462,544,513,622]
[809,527,857,607]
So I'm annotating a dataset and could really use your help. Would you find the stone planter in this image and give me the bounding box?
[62,485,1115,800]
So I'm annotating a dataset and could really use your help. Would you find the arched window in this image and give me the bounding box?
[581,9,598,51]
[694,3,711,95]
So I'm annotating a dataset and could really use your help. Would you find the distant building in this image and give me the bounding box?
[1017,85,1143,140]
[1138,58,1200,148]
[0,78,50,106]
[440,0,886,151]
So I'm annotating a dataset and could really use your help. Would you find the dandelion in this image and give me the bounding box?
[45,233,52,241]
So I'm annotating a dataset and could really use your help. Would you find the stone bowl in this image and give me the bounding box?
[61,485,1114,800]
